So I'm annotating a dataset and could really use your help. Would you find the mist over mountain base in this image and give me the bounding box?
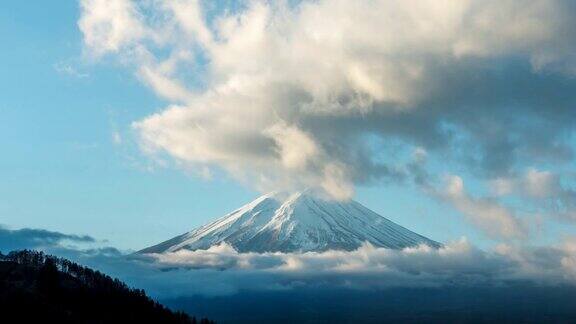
[164,286,576,323]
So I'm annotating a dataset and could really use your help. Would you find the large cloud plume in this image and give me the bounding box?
[78,0,576,239]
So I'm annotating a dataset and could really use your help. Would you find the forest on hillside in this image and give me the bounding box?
[0,250,214,324]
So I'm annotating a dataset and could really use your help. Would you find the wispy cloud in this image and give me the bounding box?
[490,169,576,221]
[54,62,89,78]
[434,175,528,240]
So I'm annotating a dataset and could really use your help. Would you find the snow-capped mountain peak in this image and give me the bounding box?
[138,191,441,254]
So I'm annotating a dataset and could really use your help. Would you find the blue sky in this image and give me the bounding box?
[0,1,255,249]
[1,0,575,251]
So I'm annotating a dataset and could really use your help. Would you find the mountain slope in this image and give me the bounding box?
[139,191,441,254]
[0,250,213,324]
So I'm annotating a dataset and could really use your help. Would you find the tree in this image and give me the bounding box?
[2,249,209,323]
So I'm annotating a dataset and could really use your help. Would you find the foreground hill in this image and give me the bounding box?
[0,250,213,324]
[139,191,441,254]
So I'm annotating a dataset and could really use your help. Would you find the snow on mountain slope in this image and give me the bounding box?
[138,191,442,254]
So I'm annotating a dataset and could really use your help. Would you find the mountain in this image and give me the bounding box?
[139,191,441,254]
[0,250,214,324]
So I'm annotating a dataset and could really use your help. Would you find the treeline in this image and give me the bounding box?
[0,249,215,324]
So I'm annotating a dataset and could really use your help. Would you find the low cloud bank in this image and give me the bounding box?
[131,239,576,297]
[2,225,575,298]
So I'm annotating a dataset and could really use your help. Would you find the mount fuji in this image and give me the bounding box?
[138,191,441,254]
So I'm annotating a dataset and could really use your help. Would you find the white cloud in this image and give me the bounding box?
[79,0,576,201]
[78,0,146,57]
[138,65,194,102]
[147,239,488,274]
[163,0,213,46]
[491,169,562,198]
[54,62,89,78]
[112,131,122,145]
[264,123,319,171]
[561,238,576,279]
[490,169,576,221]
[437,175,527,240]
[120,237,576,297]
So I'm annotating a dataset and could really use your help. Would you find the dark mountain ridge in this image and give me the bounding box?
[0,249,214,324]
